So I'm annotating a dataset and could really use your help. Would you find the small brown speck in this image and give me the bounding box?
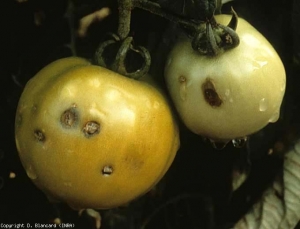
[34,130,45,142]
[179,75,186,83]
[102,165,113,176]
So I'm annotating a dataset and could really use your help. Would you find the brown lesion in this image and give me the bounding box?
[102,165,113,176]
[179,75,187,83]
[202,78,222,107]
[61,107,78,128]
[34,129,46,142]
[83,121,100,138]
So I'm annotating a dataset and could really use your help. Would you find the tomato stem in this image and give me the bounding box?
[131,0,239,55]
[117,0,132,40]
[133,0,199,31]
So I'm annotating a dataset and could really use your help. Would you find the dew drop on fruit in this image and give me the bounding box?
[259,98,267,112]
[209,139,229,150]
[26,166,37,180]
[232,137,248,148]
[269,111,280,123]
[179,75,187,101]
[166,58,172,66]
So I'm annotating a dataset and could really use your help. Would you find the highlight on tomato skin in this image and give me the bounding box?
[164,14,286,145]
[15,57,180,210]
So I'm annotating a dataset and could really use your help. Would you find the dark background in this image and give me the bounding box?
[1,0,300,228]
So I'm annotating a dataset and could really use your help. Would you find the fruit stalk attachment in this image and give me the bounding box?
[94,0,241,79]
[94,0,151,79]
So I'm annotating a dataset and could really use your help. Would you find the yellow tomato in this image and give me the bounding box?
[15,57,179,209]
[164,15,286,142]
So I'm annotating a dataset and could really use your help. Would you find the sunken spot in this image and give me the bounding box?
[61,108,78,128]
[202,78,222,107]
[34,130,45,142]
[83,121,100,138]
[102,165,113,176]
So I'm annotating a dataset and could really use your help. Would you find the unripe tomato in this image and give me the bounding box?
[15,57,179,209]
[164,15,286,142]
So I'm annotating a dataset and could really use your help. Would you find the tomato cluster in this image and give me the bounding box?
[15,14,286,210]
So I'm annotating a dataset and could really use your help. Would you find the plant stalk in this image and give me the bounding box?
[133,0,200,31]
[118,0,133,39]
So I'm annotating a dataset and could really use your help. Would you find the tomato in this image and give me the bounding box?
[164,15,286,142]
[15,57,179,209]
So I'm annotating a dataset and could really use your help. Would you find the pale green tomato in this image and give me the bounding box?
[164,15,286,142]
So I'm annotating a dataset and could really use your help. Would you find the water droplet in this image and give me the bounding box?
[179,75,187,101]
[259,98,268,112]
[252,60,268,70]
[232,137,248,148]
[269,111,280,123]
[209,139,229,150]
[26,166,37,180]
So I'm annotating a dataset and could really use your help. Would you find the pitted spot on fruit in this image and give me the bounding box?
[202,78,222,107]
[34,130,45,142]
[83,121,100,138]
[102,165,113,176]
[61,108,78,128]
[179,75,186,83]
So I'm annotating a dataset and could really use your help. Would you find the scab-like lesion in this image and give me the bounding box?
[34,129,46,142]
[83,121,100,138]
[102,165,113,176]
[61,107,78,128]
[202,78,223,107]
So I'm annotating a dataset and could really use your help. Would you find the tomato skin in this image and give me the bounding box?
[164,15,286,141]
[15,57,179,209]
